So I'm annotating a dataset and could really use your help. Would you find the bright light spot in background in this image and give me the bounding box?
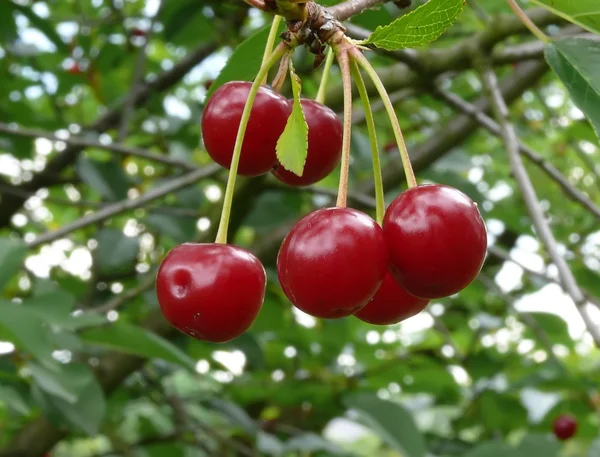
[365,330,380,345]
[520,388,559,423]
[212,350,246,376]
[284,346,297,358]
[324,418,370,444]
[0,155,21,179]
[197,217,210,232]
[107,311,119,322]
[195,359,210,374]
[163,95,191,120]
[271,369,285,382]
[144,0,161,16]
[292,307,316,328]
[52,350,72,363]
[204,185,222,202]
[0,342,15,355]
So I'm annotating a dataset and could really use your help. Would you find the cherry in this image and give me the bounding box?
[272,99,342,186]
[201,81,291,177]
[277,207,388,318]
[67,63,82,75]
[131,28,147,38]
[156,243,266,343]
[354,272,429,325]
[383,184,487,299]
[552,414,577,441]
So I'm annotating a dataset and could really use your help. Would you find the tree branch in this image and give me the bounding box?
[480,61,600,348]
[432,88,600,220]
[26,164,220,249]
[327,0,391,21]
[0,123,197,171]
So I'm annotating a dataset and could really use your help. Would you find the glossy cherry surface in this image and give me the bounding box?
[201,81,291,177]
[354,272,430,325]
[277,207,388,318]
[156,243,266,343]
[272,99,342,186]
[552,414,577,441]
[383,184,487,299]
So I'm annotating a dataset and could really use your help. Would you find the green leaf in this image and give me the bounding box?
[95,229,140,277]
[531,0,600,35]
[285,433,347,455]
[0,237,27,292]
[0,301,57,370]
[365,0,466,50]
[81,322,196,371]
[462,442,512,457]
[275,62,308,176]
[545,38,600,141]
[76,157,132,201]
[514,434,560,457]
[0,385,30,415]
[28,362,78,403]
[31,363,106,435]
[343,392,426,457]
[206,22,285,99]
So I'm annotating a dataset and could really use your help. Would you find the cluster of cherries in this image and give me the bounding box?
[156,80,488,343]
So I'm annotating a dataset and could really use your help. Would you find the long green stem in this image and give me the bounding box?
[351,49,417,189]
[506,0,550,43]
[260,15,283,85]
[315,48,335,105]
[350,61,384,225]
[334,48,353,208]
[215,43,288,244]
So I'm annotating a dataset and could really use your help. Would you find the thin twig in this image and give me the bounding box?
[26,164,220,249]
[480,61,600,347]
[90,275,156,314]
[328,0,390,21]
[433,88,600,220]
[0,123,197,170]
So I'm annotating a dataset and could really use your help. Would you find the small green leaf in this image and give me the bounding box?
[514,434,560,457]
[207,22,285,99]
[0,386,30,415]
[545,38,600,141]
[365,0,466,50]
[28,362,78,404]
[0,237,27,292]
[462,442,511,457]
[276,62,308,176]
[31,363,106,435]
[531,0,600,35]
[95,229,140,277]
[81,322,196,371]
[76,157,132,201]
[343,392,426,457]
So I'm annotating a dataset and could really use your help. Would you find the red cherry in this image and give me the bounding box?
[354,272,429,325]
[383,184,487,299]
[201,81,291,177]
[552,414,577,441]
[156,243,266,343]
[131,28,146,37]
[277,207,388,319]
[272,99,342,186]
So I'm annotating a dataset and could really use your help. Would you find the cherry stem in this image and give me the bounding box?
[214,43,288,244]
[506,0,550,43]
[315,48,335,105]
[334,47,353,208]
[350,61,384,225]
[243,0,269,12]
[260,15,283,85]
[351,49,417,189]
[272,51,291,92]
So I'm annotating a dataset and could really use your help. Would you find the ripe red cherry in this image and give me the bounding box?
[383,184,487,299]
[272,99,342,186]
[201,81,291,177]
[354,272,430,325]
[277,207,388,318]
[156,243,266,343]
[552,414,577,441]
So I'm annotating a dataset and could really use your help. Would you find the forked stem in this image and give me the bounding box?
[334,46,353,208]
[506,0,550,43]
[260,15,283,85]
[315,48,335,105]
[350,61,385,225]
[214,43,288,244]
[351,49,417,189]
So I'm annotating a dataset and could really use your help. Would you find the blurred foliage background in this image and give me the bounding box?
[0,0,599,456]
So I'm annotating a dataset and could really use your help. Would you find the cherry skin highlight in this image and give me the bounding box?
[552,414,577,441]
[277,207,388,319]
[156,243,266,343]
[383,184,487,299]
[354,272,430,325]
[272,99,342,186]
[201,81,291,177]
